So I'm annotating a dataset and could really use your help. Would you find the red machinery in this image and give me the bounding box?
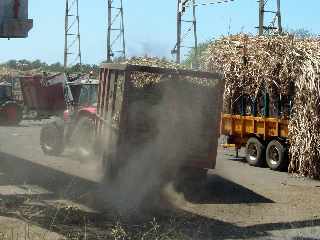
[0,81,23,125]
[39,77,99,156]
[20,73,67,118]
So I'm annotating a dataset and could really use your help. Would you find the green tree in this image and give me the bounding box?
[183,41,211,68]
[6,60,18,69]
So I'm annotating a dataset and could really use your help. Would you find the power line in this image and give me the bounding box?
[183,0,235,8]
[172,0,236,66]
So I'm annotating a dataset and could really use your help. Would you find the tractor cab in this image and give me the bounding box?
[63,78,99,122]
[68,79,99,108]
[0,82,13,103]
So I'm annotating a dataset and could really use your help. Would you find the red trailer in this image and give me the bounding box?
[96,63,224,181]
[20,73,67,118]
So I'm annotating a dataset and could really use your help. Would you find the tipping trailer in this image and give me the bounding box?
[20,73,67,119]
[96,63,224,180]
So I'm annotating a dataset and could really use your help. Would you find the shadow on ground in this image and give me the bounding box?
[174,173,274,204]
[0,151,319,239]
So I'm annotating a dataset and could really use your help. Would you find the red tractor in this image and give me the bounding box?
[0,81,23,125]
[40,78,99,156]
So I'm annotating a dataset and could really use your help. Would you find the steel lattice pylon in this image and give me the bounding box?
[107,0,126,62]
[64,0,82,69]
[172,0,198,66]
[258,0,283,36]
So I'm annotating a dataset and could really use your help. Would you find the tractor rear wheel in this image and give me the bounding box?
[40,122,64,156]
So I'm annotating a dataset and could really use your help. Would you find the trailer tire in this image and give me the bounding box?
[175,167,208,190]
[180,167,208,182]
[245,137,265,167]
[40,122,64,156]
[102,152,118,183]
[266,140,288,171]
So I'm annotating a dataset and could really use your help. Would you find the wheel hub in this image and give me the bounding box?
[269,146,280,165]
[248,143,258,161]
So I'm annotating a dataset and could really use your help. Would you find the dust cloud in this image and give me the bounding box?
[96,77,222,215]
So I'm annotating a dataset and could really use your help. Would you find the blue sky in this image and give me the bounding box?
[0,0,319,64]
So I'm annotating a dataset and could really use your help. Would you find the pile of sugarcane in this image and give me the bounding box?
[125,57,217,88]
[202,34,320,178]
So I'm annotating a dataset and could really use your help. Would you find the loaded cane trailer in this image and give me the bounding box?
[96,63,225,181]
[220,91,293,171]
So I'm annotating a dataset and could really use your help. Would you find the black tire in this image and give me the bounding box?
[175,167,208,189]
[101,127,120,183]
[180,167,208,182]
[173,167,208,199]
[266,140,288,171]
[102,151,118,183]
[245,137,265,167]
[40,122,64,156]
[72,117,95,158]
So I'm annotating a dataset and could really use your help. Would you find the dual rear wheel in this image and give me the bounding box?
[245,137,288,171]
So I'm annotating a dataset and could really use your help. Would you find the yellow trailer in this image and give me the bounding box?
[220,113,289,171]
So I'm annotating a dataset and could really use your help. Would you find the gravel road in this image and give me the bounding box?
[0,121,320,240]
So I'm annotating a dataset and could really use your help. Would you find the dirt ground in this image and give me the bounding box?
[0,120,320,239]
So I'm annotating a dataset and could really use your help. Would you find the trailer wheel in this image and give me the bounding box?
[102,152,119,183]
[245,137,265,167]
[40,122,64,156]
[266,140,288,171]
[179,167,208,183]
[173,167,208,199]
[175,167,208,190]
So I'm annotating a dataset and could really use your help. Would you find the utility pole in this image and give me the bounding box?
[64,0,68,68]
[277,0,283,34]
[176,0,182,64]
[258,0,264,36]
[64,0,82,70]
[107,0,126,62]
[192,0,198,67]
[107,0,112,63]
[172,0,198,66]
[257,0,283,36]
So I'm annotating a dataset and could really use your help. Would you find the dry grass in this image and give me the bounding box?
[0,196,216,240]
